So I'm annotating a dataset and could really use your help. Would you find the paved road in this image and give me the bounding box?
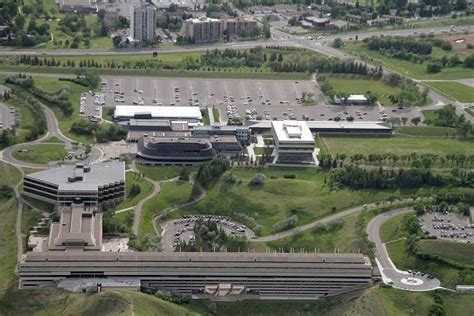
[0,102,14,130]
[0,98,103,168]
[367,208,441,291]
[0,26,469,57]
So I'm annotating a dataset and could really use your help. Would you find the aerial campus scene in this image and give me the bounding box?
[0,0,473,315]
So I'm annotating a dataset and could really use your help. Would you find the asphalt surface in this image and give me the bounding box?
[161,216,255,252]
[367,208,441,291]
[0,102,14,130]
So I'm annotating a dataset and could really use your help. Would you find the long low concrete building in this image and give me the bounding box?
[19,251,373,300]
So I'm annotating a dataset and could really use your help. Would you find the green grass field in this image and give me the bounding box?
[139,181,192,238]
[325,74,402,106]
[212,106,220,123]
[12,143,67,164]
[342,42,473,80]
[168,168,428,236]
[113,172,153,211]
[425,81,474,103]
[4,97,41,143]
[0,198,18,296]
[417,239,474,268]
[387,239,473,288]
[0,162,22,187]
[102,107,115,122]
[394,126,458,137]
[324,136,474,156]
[33,77,92,143]
[136,165,194,181]
[380,213,412,243]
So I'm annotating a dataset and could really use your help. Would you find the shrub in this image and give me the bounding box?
[249,173,266,186]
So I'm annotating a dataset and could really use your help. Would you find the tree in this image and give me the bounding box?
[129,183,141,197]
[97,9,106,21]
[15,15,26,29]
[249,173,266,186]
[457,121,472,138]
[411,117,421,126]
[464,54,474,68]
[427,62,442,73]
[112,35,122,48]
[179,168,191,181]
[332,38,343,48]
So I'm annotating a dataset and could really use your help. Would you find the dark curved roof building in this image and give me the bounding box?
[137,135,215,165]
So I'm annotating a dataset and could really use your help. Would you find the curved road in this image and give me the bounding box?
[1,98,104,168]
[367,207,441,291]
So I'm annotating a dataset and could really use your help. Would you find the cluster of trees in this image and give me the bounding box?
[322,151,474,169]
[102,203,133,235]
[175,218,248,252]
[426,105,472,137]
[70,119,127,143]
[3,87,48,142]
[365,36,433,56]
[328,165,452,190]
[272,215,299,232]
[330,165,474,189]
[195,158,231,186]
[200,47,268,68]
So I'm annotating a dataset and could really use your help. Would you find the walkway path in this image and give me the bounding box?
[253,198,415,242]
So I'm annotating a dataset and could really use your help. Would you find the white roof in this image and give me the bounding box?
[348,95,368,101]
[186,17,220,23]
[272,120,314,142]
[251,120,392,131]
[114,106,202,120]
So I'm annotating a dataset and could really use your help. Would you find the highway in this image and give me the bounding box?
[367,208,441,291]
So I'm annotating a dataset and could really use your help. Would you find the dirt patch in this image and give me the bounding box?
[438,33,474,55]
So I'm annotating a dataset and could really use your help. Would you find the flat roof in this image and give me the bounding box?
[348,94,368,101]
[114,106,202,120]
[25,161,125,191]
[271,120,314,142]
[250,120,392,131]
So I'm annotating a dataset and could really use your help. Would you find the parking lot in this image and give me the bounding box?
[0,102,15,131]
[161,215,255,252]
[83,76,423,123]
[419,211,474,243]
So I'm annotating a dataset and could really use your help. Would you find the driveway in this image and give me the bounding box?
[367,208,441,291]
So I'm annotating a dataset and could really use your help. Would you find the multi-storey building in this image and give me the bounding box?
[130,4,157,43]
[183,17,221,43]
[271,120,316,165]
[221,18,258,37]
[23,162,125,206]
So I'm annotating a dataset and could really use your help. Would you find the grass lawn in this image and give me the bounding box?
[136,165,195,181]
[325,74,402,106]
[342,42,473,80]
[168,168,427,236]
[263,211,363,253]
[4,97,42,143]
[201,109,210,125]
[113,172,153,211]
[0,287,200,315]
[425,81,474,103]
[40,136,64,143]
[101,107,115,122]
[324,136,474,156]
[380,213,412,243]
[12,143,67,164]
[212,106,220,122]
[394,126,458,137]
[386,239,472,289]
[0,198,18,296]
[417,239,474,268]
[32,76,92,144]
[0,162,22,187]
[139,181,192,238]
[21,195,55,213]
